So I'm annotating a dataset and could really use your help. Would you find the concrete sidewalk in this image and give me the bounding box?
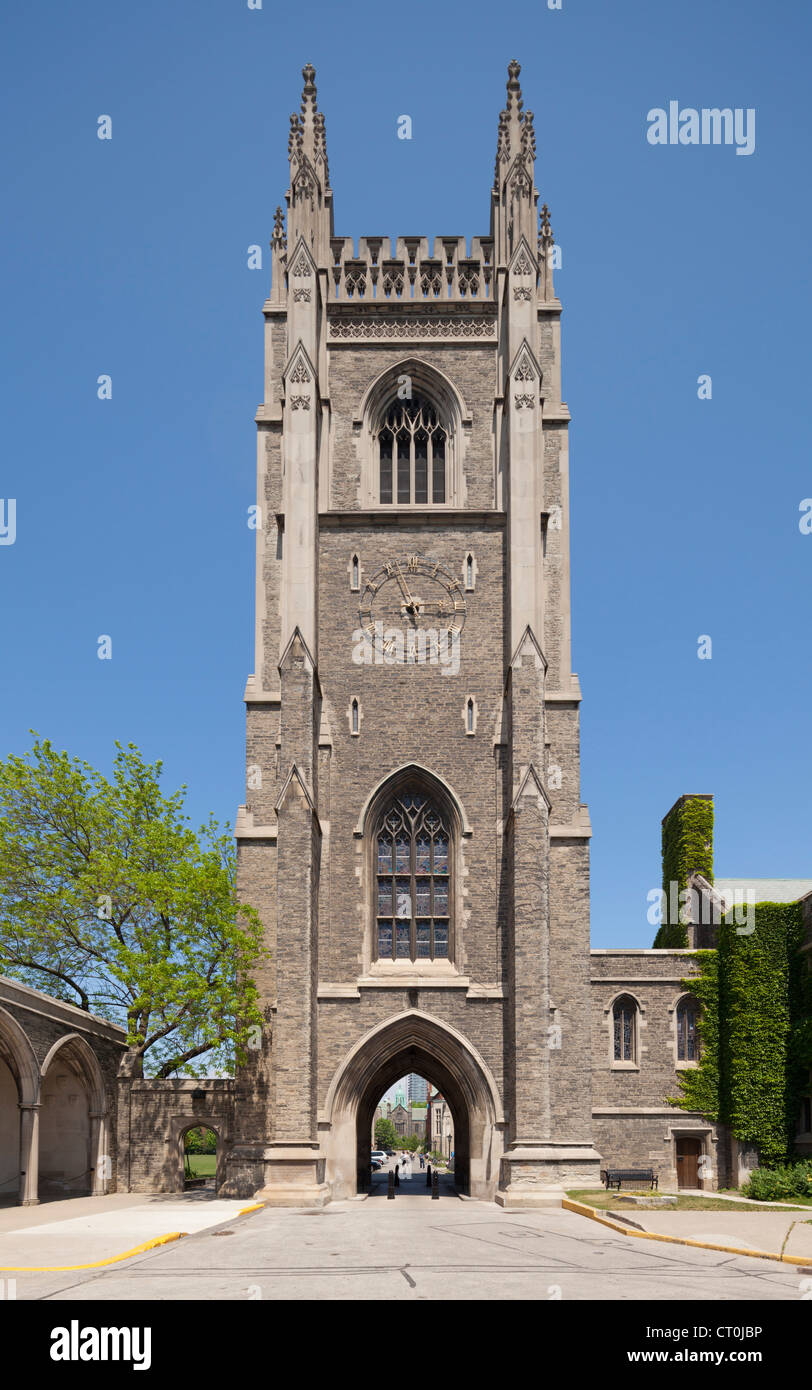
[623,1208,812,1260]
[0,1191,255,1269]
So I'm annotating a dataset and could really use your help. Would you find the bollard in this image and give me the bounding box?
[387,1169,395,1200]
[426,1164,432,1187]
[431,1169,439,1200]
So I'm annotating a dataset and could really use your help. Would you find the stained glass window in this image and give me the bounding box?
[375,788,451,961]
[612,997,637,1062]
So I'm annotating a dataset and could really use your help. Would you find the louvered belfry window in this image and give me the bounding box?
[375,791,450,960]
[377,395,447,505]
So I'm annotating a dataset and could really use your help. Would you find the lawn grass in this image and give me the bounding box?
[565,1188,796,1213]
[184,1153,216,1179]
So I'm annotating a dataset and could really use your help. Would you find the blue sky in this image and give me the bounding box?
[1,0,809,948]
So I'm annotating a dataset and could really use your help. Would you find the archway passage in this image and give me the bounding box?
[361,1053,466,1194]
[183,1126,218,1190]
[0,1052,20,1206]
[324,1011,503,1202]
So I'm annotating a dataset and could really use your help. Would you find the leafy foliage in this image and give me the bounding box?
[374,1117,399,1149]
[743,1159,812,1202]
[670,951,721,1119]
[653,795,713,948]
[672,901,811,1165]
[0,737,267,1077]
[183,1126,217,1154]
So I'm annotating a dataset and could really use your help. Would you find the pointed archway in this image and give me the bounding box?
[323,1011,504,1201]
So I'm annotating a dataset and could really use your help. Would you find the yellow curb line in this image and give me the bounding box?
[238,1202,266,1214]
[0,1230,186,1273]
[562,1198,812,1267]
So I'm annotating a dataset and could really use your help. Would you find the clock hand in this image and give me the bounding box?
[392,562,416,611]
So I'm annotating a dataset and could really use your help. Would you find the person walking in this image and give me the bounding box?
[394,1161,400,1188]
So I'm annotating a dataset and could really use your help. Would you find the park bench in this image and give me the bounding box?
[601,1167,658,1191]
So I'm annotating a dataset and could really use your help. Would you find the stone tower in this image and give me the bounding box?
[225,60,601,1206]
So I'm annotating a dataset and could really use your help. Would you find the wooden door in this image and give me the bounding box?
[676,1136,702,1188]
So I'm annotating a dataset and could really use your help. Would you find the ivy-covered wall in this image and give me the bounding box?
[653,793,714,948]
[673,901,812,1165]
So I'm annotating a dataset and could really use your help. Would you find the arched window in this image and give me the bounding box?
[376,394,447,506]
[375,789,450,961]
[613,996,638,1063]
[676,996,700,1062]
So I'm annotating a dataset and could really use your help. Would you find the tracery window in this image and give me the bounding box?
[376,394,447,505]
[613,996,638,1063]
[676,997,700,1062]
[375,790,450,961]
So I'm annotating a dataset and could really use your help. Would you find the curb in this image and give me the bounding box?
[0,1230,186,1273]
[562,1198,812,1267]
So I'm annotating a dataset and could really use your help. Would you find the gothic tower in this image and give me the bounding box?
[225,60,601,1206]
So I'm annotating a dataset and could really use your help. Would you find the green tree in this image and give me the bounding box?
[184,1126,217,1154]
[374,1117,399,1149]
[0,737,266,1077]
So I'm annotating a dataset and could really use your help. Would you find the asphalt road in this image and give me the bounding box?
[11,1198,809,1302]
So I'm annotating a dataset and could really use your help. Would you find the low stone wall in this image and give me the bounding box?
[117,1078,236,1194]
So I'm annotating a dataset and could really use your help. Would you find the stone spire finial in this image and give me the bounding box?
[539,203,553,249]
[494,109,509,187]
[272,205,286,247]
[522,109,536,160]
[491,61,539,263]
[494,61,536,190]
[288,112,303,161]
[506,58,524,120]
[313,110,330,188]
[299,62,318,157]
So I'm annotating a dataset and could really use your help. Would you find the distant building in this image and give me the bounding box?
[408,1074,428,1105]
[428,1089,454,1159]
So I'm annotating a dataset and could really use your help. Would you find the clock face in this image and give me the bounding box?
[359,555,466,644]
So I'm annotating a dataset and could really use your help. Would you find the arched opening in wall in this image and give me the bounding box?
[362,1057,465,1197]
[324,1011,504,1203]
[369,1070,454,1193]
[183,1125,219,1191]
[39,1044,93,1198]
[0,1007,40,1206]
[0,1049,20,1207]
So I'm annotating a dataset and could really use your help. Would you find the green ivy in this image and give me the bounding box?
[669,951,720,1118]
[672,900,810,1166]
[653,795,714,949]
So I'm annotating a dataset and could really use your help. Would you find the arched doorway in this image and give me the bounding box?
[0,1051,20,1205]
[324,1010,504,1202]
[182,1125,219,1191]
[39,1034,108,1199]
[0,1006,40,1205]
